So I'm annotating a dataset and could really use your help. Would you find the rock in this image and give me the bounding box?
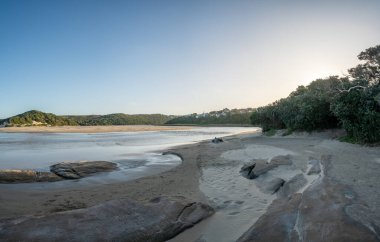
[212,137,223,144]
[307,159,321,175]
[240,161,257,179]
[0,169,63,183]
[256,178,285,194]
[50,160,117,179]
[237,193,303,242]
[270,155,293,166]
[240,159,278,179]
[277,174,307,198]
[0,196,214,242]
[238,177,379,242]
[253,160,278,177]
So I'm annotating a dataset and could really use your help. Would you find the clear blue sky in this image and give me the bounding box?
[1,0,379,118]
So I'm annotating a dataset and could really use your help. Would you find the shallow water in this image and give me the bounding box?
[0,127,258,187]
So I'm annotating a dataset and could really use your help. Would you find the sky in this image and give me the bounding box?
[1,0,380,118]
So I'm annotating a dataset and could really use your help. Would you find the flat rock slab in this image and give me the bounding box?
[0,170,62,183]
[237,193,303,242]
[50,160,118,179]
[256,177,285,194]
[238,166,379,241]
[0,161,118,183]
[0,196,214,242]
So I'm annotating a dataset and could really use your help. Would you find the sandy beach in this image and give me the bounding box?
[0,125,193,133]
[0,130,379,241]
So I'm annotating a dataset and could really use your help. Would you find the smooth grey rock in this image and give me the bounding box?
[0,196,214,242]
[240,161,256,179]
[0,170,63,183]
[237,193,302,242]
[270,155,293,166]
[238,178,379,242]
[277,174,307,198]
[257,178,285,194]
[240,159,278,179]
[307,159,321,175]
[50,160,117,179]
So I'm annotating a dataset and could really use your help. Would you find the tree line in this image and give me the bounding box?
[250,45,380,143]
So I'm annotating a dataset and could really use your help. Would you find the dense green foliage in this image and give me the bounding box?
[75,113,175,125]
[165,108,253,125]
[250,45,380,143]
[3,110,78,126]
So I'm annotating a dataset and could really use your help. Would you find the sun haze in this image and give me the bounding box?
[1,0,379,118]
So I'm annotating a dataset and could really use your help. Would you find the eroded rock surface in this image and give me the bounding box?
[0,161,118,183]
[238,157,379,242]
[0,196,214,242]
[0,170,62,183]
[277,173,307,198]
[50,160,118,179]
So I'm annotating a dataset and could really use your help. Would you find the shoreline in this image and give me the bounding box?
[0,125,194,133]
[0,130,379,241]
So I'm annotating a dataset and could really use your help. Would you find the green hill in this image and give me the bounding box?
[1,110,78,126]
[1,111,176,127]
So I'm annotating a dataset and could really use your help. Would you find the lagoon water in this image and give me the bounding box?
[0,127,258,186]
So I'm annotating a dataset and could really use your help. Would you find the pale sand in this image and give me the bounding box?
[0,125,193,133]
[0,130,379,240]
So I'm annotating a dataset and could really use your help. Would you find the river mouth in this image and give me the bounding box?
[0,127,259,189]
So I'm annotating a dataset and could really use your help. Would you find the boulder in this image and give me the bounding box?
[0,196,214,242]
[50,160,118,179]
[277,174,307,198]
[0,169,62,183]
[240,161,257,179]
[212,137,224,144]
[240,159,278,179]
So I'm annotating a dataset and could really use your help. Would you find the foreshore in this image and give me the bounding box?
[0,125,193,133]
[0,130,379,241]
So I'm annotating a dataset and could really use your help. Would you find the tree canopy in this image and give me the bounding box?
[251,45,380,143]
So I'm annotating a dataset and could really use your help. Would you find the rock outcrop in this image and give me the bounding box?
[50,160,118,179]
[0,161,118,183]
[0,196,214,242]
[0,169,62,183]
[238,159,379,242]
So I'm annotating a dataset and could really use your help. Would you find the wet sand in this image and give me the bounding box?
[0,130,379,241]
[0,125,193,133]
